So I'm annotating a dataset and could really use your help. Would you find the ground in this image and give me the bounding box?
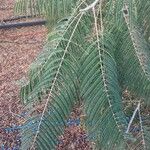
[0,0,47,148]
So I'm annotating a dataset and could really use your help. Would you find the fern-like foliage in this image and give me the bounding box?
[14,0,150,149]
[79,41,128,149]
[114,2,150,104]
[136,0,150,41]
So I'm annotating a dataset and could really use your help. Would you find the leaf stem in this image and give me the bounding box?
[126,102,140,133]
[80,0,99,12]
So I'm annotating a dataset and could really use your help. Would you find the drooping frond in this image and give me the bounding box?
[77,2,128,148]
[19,3,95,149]
[115,3,150,104]
[79,38,128,149]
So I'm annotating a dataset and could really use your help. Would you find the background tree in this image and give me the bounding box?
[15,0,150,149]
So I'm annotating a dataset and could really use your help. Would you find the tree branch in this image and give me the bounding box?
[80,0,99,12]
[0,20,46,29]
[126,102,140,133]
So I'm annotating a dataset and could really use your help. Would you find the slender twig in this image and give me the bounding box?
[126,102,140,133]
[0,20,46,29]
[80,0,99,12]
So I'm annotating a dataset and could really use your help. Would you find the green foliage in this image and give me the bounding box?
[79,41,128,149]
[14,0,78,28]
[15,0,150,149]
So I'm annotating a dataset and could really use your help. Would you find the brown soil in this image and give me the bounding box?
[0,0,47,148]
